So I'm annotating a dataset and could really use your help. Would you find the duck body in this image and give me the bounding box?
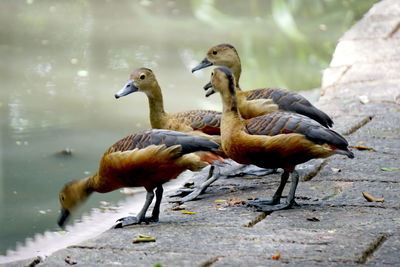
[222,111,349,171]
[209,66,353,211]
[193,43,333,127]
[58,129,222,227]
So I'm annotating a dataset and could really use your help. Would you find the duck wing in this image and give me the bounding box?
[174,110,221,135]
[243,112,351,155]
[246,88,333,128]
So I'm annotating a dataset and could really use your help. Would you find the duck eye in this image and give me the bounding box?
[212,50,217,55]
[211,72,214,76]
[139,74,146,80]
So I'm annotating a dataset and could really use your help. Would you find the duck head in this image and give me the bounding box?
[208,66,236,98]
[192,43,240,73]
[115,68,159,99]
[58,178,93,227]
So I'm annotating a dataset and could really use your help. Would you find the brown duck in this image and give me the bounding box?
[58,129,222,228]
[193,43,333,128]
[206,66,353,211]
[115,68,221,137]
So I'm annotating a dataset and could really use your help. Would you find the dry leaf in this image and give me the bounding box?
[226,198,244,207]
[180,210,196,215]
[171,204,186,211]
[64,256,77,265]
[350,145,374,151]
[362,192,384,202]
[133,234,156,243]
[359,95,369,104]
[306,217,320,222]
[132,238,152,243]
[380,167,399,171]
[271,253,281,260]
[331,168,341,173]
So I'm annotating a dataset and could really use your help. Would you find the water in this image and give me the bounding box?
[0,0,377,261]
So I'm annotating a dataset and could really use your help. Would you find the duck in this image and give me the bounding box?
[57,129,222,228]
[113,67,274,202]
[115,68,221,138]
[206,66,353,211]
[192,43,333,128]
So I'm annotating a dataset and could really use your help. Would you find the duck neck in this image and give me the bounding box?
[146,82,168,129]
[230,56,242,91]
[220,90,242,127]
[73,175,96,200]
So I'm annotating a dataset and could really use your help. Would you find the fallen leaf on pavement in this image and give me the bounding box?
[180,210,196,215]
[271,253,281,260]
[362,192,384,202]
[331,168,341,173]
[226,198,244,207]
[306,217,320,222]
[64,256,77,265]
[350,145,375,151]
[380,167,399,171]
[133,234,156,243]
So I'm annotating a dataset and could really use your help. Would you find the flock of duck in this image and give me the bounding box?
[57,43,354,228]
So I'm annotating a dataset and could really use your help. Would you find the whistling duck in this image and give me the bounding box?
[192,43,333,127]
[114,67,273,202]
[115,68,221,138]
[206,67,353,211]
[58,129,222,228]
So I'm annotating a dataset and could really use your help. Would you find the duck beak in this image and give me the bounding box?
[57,208,70,227]
[203,81,212,90]
[203,81,215,97]
[205,89,216,97]
[114,80,138,99]
[192,58,213,73]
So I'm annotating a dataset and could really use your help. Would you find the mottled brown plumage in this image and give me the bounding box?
[58,129,222,228]
[208,66,353,211]
[192,43,333,127]
[115,68,221,137]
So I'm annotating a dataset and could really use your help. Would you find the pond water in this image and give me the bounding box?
[0,0,377,262]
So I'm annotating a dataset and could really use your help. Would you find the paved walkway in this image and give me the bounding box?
[6,0,400,266]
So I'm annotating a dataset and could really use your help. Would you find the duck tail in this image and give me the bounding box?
[197,151,224,164]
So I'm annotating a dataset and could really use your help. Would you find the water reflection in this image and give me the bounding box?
[0,0,377,261]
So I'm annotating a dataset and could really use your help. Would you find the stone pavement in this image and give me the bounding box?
[6,0,400,266]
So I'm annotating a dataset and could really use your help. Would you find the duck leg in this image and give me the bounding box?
[172,162,277,202]
[247,171,299,212]
[180,165,218,202]
[246,171,289,206]
[114,190,155,228]
[148,185,163,222]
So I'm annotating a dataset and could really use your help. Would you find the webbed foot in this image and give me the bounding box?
[246,197,280,206]
[168,188,195,198]
[113,216,159,228]
[246,200,297,212]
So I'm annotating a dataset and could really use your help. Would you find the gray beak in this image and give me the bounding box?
[203,81,215,97]
[57,209,70,228]
[114,80,139,99]
[203,81,212,90]
[205,89,216,97]
[192,58,213,73]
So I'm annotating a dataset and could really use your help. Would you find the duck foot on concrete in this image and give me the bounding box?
[246,171,300,212]
[114,216,158,228]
